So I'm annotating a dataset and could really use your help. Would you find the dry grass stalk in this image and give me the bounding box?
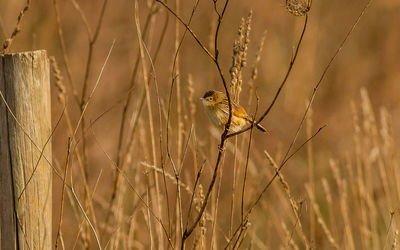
[281,222,300,250]
[392,230,399,250]
[321,178,337,240]
[249,31,266,88]
[50,56,66,105]
[329,159,356,250]
[228,31,266,241]
[2,0,31,53]
[134,3,165,248]
[351,101,370,249]
[230,11,252,102]
[141,162,193,196]
[50,54,101,249]
[305,184,340,249]
[264,150,309,249]
[193,185,206,250]
[380,108,400,206]
[188,74,196,125]
[187,74,200,183]
[306,101,315,243]
[210,154,227,249]
[112,177,127,249]
[53,0,79,104]
[3,0,391,248]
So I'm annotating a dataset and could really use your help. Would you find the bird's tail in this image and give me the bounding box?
[256,123,268,133]
[245,117,268,133]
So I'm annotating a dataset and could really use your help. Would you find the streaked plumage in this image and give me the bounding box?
[201,90,267,133]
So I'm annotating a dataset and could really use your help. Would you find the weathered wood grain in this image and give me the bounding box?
[0,50,52,249]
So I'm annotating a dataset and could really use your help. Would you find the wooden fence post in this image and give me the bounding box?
[0,50,52,249]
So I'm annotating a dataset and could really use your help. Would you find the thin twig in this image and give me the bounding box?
[228,14,308,138]
[70,181,102,249]
[225,126,325,249]
[72,40,115,139]
[18,107,65,200]
[155,0,215,60]
[184,161,206,230]
[179,1,233,246]
[240,93,259,222]
[91,132,174,248]
[53,0,80,104]
[105,2,169,229]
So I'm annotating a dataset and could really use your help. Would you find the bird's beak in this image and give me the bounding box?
[200,97,204,100]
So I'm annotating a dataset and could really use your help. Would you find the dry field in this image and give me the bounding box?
[1,0,400,249]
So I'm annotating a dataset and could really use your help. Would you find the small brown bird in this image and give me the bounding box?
[201,90,267,133]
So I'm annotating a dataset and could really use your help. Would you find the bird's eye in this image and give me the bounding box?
[208,97,213,101]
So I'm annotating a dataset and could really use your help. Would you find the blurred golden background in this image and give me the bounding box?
[1,0,400,249]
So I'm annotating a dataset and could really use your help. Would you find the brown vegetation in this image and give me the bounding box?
[1,0,400,249]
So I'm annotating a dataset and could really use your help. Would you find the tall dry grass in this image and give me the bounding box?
[1,0,400,249]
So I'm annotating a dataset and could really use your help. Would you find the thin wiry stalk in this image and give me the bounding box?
[165,70,179,246]
[306,184,340,249]
[306,101,315,244]
[70,175,102,249]
[185,161,206,230]
[145,189,154,250]
[80,0,108,105]
[53,0,80,105]
[210,153,226,249]
[229,136,239,240]
[69,40,115,246]
[91,133,174,248]
[112,175,126,249]
[176,126,194,246]
[228,14,308,138]
[285,201,305,250]
[134,2,164,248]
[155,0,215,60]
[229,32,266,240]
[17,107,65,200]
[71,40,115,145]
[227,1,372,245]
[234,96,260,250]
[164,0,200,246]
[56,147,70,250]
[225,126,325,249]
[264,151,309,249]
[70,166,104,250]
[114,1,158,197]
[181,1,233,246]
[240,95,258,222]
[70,0,92,38]
[141,17,172,250]
[51,53,104,248]
[141,162,196,197]
[51,55,100,249]
[104,3,169,228]
[278,0,372,170]
[174,2,183,220]
[77,4,109,230]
